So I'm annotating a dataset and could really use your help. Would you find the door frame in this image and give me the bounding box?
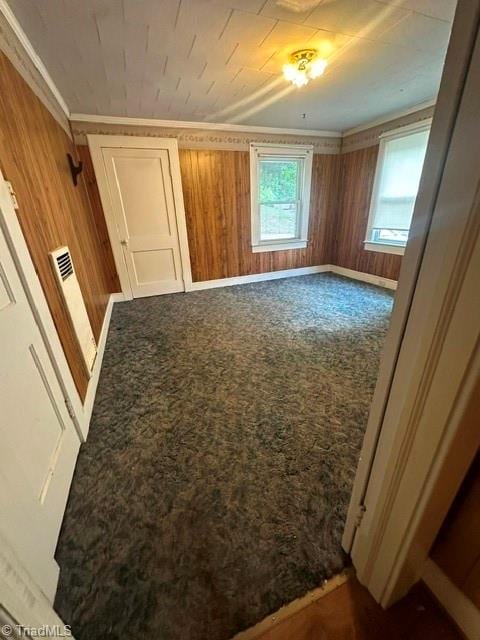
[87,135,193,299]
[0,172,82,610]
[0,169,90,441]
[344,0,480,607]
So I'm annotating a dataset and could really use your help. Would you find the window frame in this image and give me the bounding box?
[364,119,432,256]
[250,143,313,253]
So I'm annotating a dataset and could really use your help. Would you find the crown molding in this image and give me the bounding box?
[0,0,434,145]
[342,99,436,138]
[378,117,433,140]
[71,102,437,141]
[0,0,69,119]
[70,113,342,138]
[72,121,341,153]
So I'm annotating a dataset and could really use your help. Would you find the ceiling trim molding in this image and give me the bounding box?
[341,102,435,153]
[378,117,433,140]
[0,0,437,145]
[71,120,341,154]
[342,99,437,137]
[0,0,69,118]
[70,113,342,138]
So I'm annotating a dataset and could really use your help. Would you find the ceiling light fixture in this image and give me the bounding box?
[283,49,328,88]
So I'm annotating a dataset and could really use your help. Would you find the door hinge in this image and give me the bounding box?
[6,181,19,210]
[65,397,76,421]
[355,504,367,528]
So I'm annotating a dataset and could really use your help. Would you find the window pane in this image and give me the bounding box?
[260,203,298,240]
[373,228,410,245]
[374,129,429,233]
[259,159,299,203]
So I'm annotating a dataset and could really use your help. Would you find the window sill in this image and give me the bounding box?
[364,241,405,256]
[252,240,308,253]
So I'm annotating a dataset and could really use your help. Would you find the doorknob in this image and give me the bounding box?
[120,239,128,246]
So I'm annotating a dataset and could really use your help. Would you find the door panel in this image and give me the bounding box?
[102,147,184,298]
[0,186,80,600]
[133,248,178,285]
[114,155,172,237]
[5,342,65,498]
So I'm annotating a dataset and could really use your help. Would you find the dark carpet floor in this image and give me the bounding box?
[54,273,393,640]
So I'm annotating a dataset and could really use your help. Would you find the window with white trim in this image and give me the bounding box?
[250,143,313,253]
[365,123,430,255]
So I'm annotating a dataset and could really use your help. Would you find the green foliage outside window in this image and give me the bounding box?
[259,159,299,203]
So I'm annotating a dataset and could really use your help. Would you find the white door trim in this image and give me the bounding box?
[0,170,88,439]
[87,134,193,299]
[343,0,480,555]
[345,3,480,607]
[0,170,113,442]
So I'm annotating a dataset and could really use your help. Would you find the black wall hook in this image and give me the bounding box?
[67,153,83,186]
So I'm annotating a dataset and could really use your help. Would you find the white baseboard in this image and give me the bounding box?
[81,294,115,438]
[187,264,397,292]
[187,265,330,291]
[329,265,398,290]
[423,558,480,640]
[110,292,127,303]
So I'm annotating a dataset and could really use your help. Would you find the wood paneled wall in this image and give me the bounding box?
[333,146,402,281]
[76,141,400,290]
[178,149,340,282]
[0,51,119,400]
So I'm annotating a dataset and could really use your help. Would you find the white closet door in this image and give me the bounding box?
[0,177,80,601]
[102,146,185,297]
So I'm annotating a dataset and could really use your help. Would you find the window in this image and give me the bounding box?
[250,144,313,252]
[365,122,431,255]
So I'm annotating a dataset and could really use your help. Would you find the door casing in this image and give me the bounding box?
[0,169,89,440]
[87,135,193,300]
[344,0,480,607]
[0,175,81,601]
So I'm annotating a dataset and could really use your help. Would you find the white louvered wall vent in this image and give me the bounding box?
[49,246,97,375]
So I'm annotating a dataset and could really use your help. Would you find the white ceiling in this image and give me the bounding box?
[7,0,456,131]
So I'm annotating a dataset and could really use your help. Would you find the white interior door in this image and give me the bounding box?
[102,146,185,297]
[0,181,80,602]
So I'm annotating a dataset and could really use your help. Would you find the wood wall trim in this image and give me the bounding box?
[0,51,119,399]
